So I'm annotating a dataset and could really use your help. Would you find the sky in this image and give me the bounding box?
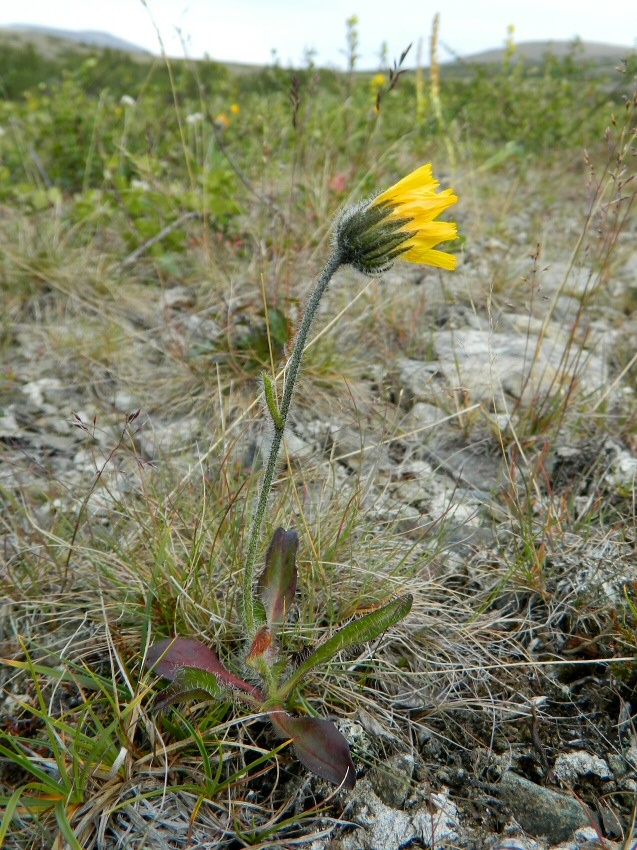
[2,0,636,68]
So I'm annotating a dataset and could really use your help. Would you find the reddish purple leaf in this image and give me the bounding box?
[269,710,356,789]
[146,637,263,701]
[257,527,299,625]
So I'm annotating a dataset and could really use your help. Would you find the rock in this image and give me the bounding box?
[182,313,221,341]
[606,754,628,778]
[411,791,460,846]
[368,754,414,808]
[625,741,637,769]
[390,477,430,507]
[408,402,450,428]
[573,826,603,844]
[396,358,440,402]
[283,429,313,460]
[340,781,459,850]
[135,417,200,459]
[431,327,607,405]
[538,260,596,298]
[607,450,637,490]
[354,708,399,742]
[112,390,140,414]
[340,782,413,850]
[0,406,20,437]
[489,772,592,843]
[553,751,612,784]
[163,286,195,309]
[327,423,391,475]
[21,377,64,407]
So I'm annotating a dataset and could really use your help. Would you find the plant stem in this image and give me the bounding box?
[242,247,344,635]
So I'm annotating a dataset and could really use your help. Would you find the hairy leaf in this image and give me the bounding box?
[269,710,356,789]
[276,594,413,700]
[153,666,225,712]
[257,527,299,625]
[146,637,263,701]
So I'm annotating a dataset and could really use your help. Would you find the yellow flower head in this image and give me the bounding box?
[333,164,458,275]
[230,102,240,115]
[371,73,386,88]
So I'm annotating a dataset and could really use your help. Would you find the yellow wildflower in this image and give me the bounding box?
[333,163,458,274]
[371,73,386,88]
[230,103,240,115]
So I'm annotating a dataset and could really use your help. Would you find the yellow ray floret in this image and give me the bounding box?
[372,164,458,270]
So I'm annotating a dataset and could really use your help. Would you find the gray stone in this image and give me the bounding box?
[396,358,440,402]
[409,402,450,428]
[489,772,592,842]
[431,327,607,404]
[283,430,313,460]
[341,781,459,850]
[112,390,139,414]
[341,782,414,850]
[0,406,20,437]
[163,286,195,309]
[573,826,602,844]
[411,791,460,845]
[21,377,64,406]
[354,708,399,742]
[368,754,414,807]
[553,751,612,784]
[606,753,628,778]
[538,260,596,298]
[390,477,430,507]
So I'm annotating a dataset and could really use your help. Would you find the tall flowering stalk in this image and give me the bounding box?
[147,163,458,789]
[241,163,458,634]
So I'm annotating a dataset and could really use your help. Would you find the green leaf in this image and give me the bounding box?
[257,527,299,627]
[275,594,413,701]
[0,787,25,844]
[152,667,224,712]
[239,592,267,632]
[262,373,283,429]
[54,801,83,850]
[253,596,268,629]
[269,711,355,788]
[266,307,289,348]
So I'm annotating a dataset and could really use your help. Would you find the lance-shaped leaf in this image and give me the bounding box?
[269,710,356,789]
[153,666,225,712]
[146,637,263,702]
[257,527,299,626]
[275,594,413,701]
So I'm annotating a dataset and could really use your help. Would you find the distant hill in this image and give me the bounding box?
[0,25,634,72]
[1,24,149,57]
[458,39,635,65]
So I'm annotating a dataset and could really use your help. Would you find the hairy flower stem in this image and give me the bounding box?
[242,248,345,635]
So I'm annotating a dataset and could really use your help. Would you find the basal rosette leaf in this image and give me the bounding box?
[257,527,299,627]
[152,666,225,712]
[276,594,413,701]
[269,710,356,789]
[146,637,263,701]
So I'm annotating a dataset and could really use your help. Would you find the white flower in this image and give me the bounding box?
[186,112,204,125]
[120,95,136,107]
